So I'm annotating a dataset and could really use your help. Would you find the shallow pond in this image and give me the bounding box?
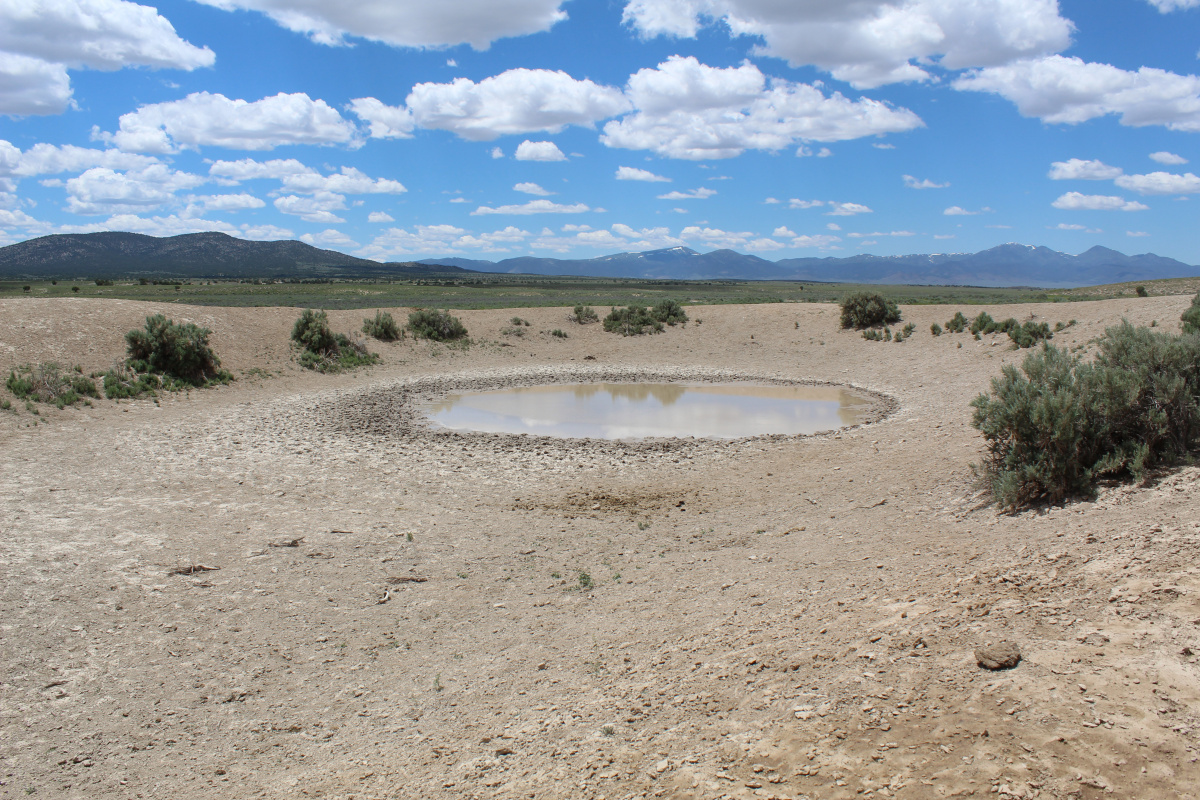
[420,383,875,440]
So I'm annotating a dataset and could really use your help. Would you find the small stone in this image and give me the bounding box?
[975,642,1021,670]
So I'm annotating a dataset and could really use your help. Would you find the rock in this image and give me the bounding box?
[975,642,1021,670]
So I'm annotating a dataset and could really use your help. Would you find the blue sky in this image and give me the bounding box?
[1,0,1199,266]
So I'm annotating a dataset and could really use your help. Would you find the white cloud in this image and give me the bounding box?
[621,0,1073,89]
[1051,191,1149,211]
[300,229,359,248]
[1145,0,1199,10]
[763,197,780,204]
[398,69,629,141]
[788,199,824,209]
[796,145,832,158]
[0,141,163,193]
[826,222,841,231]
[93,213,236,236]
[0,0,213,116]
[1127,230,1151,237]
[872,143,896,150]
[745,238,785,252]
[825,202,872,216]
[1047,158,1124,180]
[601,56,922,160]
[347,97,414,139]
[514,140,567,161]
[368,211,394,223]
[190,0,568,50]
[1150,151,1188,165]
[490,147,504,159]
[954,56,1200,132]
[847,230,915,238]
[903,174,949,189]
[239,223,294,240]
[0,207,40,228]
[273,191,347,223]
[1050,223,1101,232]
[358,224,533,259]
[656,187,715,200]
[772,226,796,237]
[64,165,206,215]
[471,199,589,215]
[207,158,405,195]
[787,234,841,249]
[944,206,979,215]
[1114,171,1200,195]
[934,234,955,239]
[188,193,265,211]
[615,165,670,182]
[514,182,553,195]
[106,92,357,153]
[679,225,754,249]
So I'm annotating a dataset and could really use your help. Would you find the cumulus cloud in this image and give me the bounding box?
[1051,191,1149,211]
[389,69,630,141]
[514,182,553,195]
[616,165,670,182]
[300,229,359,248]
[273,191,347,223]
[190,0,568,50]
[1048,158,1124,180]
[1150,151,1188,165]
[944,206,981,215]
[1115,171,1200,195]
[1050,223,1101,232]
[207,158,405,195]
[656,187,715,200]
[1127,230,1151,237]
[358,223,533,260]
[106,92,357,153]
[471,199,589,215]
[1145,0,1199,10]
[514,140,567,161]
[679,225,754,249]
[788,199,824,209]
[903,175,948,189]
[786,234,841,249]
[490,147,504,159]
[64,165,206,215]
[621,0,1073,89]
[0,141,163,193]
[772,226,796,237]
[954,56,1200,132]
[847,230,915,238]
[188,193,265,211]
[367,211,394,223]
[346,97,414,139]
[601,56,922,160]
[0,0,213,116]
[826,202,872,216]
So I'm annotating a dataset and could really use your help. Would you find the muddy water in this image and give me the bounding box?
[420,382,875,439]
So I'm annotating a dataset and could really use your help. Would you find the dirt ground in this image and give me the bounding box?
[1,296,1199,800]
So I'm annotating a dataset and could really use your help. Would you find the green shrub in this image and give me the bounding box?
[408,309,468,342]
[1008,320,1053,349]
[7,363,99,407]
[501,326,526,338]
[946,312,968,333]
[1181,293,1200,335]
[573,305,599,324]
[510,316,531,327]
[971,321,1200,509]
[901,322,915,339]
[95,279,113,286]
[931,322,943,336]
[292,308,338,355]
[103,364,160,400]
[22,285,30,293]
[125,314,225,384]
[551,328,568,339]
[362,310,402,341]
[1136,286,1148,297]
[651,299,688,326]
[293,309,380,371]
[603,306,663,336]
[839,293,901,329]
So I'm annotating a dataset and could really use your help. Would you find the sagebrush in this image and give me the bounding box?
[408,309,468,342]
[839,293,901,329]
[125,314,227,384]
[292,308,379,372]
[362,310,402,341]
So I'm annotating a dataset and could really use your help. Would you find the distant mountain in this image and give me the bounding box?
[0,231,476,280]
[428,242,1199,288]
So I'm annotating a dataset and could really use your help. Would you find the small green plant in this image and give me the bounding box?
[406,532,414,542]
[1008,320,1053,349]
[362,310,402,341]
[7,363,100,407]
[577,571,594,591]
[501,326,526,338]
[1136,286,1148,297]
[457,571,468,579]
[408,308,468,341]
[551,571,562,579]
[293,309,379,372]
[22,285,30,293]
[572,304,599,324]
[931,322,943,336]
[601,725,615,736]
[1,398,12,411]
[510,316,531,327]
[637,520,650,530]
[550,328,568,339]
[839,292,901,329]
[71,286,80,293]
[901,322,915,339]
[946,311,968,333]
[433,674,443,692]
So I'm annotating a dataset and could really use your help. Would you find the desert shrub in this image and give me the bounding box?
[22,285,30,293]
[1181,293,1200,334]
[501,326,526,338]
[125,314,226,384]
[551,328,568,338]
[95,279,113,286]
[103,364,160,400]
[572,304,599,324]
[293,309,380,372]
[651,299,688,326]
[603,305,663,336]
[901,323,915,338]
[408,309,468,342]
[1136,286,1148,297]
[931,322,943,336]
[509,316,531,327]
[1008,320,1053,349]
[971,321,1200,509]
[292,308,338,355]
[946,312,968,333]
[839,293,901,329]
[6,363,99,408]
[362,310,401,341]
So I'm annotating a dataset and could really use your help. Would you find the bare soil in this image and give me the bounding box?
[1,297,1198,800]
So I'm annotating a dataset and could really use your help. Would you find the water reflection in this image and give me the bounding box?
[422,383,873,440]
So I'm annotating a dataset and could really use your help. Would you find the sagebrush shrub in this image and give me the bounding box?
[972,321,1200,509]
[931,322,943,336]
[362,310,401,341]
[125,314,225,384]
[572,304,599,324]
[839,293,901,329]
[6,363,99,407]
[603,306,664,336]
[946,312,968,333]
[292,308,338,355]
[408,309,468,341]
[1181,292,1200,334]
[1008,320,1053,349]
[293,308,379,371]
[651,299,688,326]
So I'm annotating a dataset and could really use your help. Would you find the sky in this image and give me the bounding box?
[1,0,1199,267]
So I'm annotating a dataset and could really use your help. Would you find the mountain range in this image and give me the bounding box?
[0,232,1196,288]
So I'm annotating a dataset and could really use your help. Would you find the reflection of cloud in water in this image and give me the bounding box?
[423,383,873,439]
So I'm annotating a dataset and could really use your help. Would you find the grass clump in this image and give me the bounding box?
[408,308,468,342]
[551,328,568,339]
[362,310,402,341]
[292,308,379,372]
[839,292,901,329]
[572,304,599,324]
[6,363,99,408]
[971,321,1200,510]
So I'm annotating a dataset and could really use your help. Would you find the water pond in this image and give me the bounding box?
[420,382,875,440]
